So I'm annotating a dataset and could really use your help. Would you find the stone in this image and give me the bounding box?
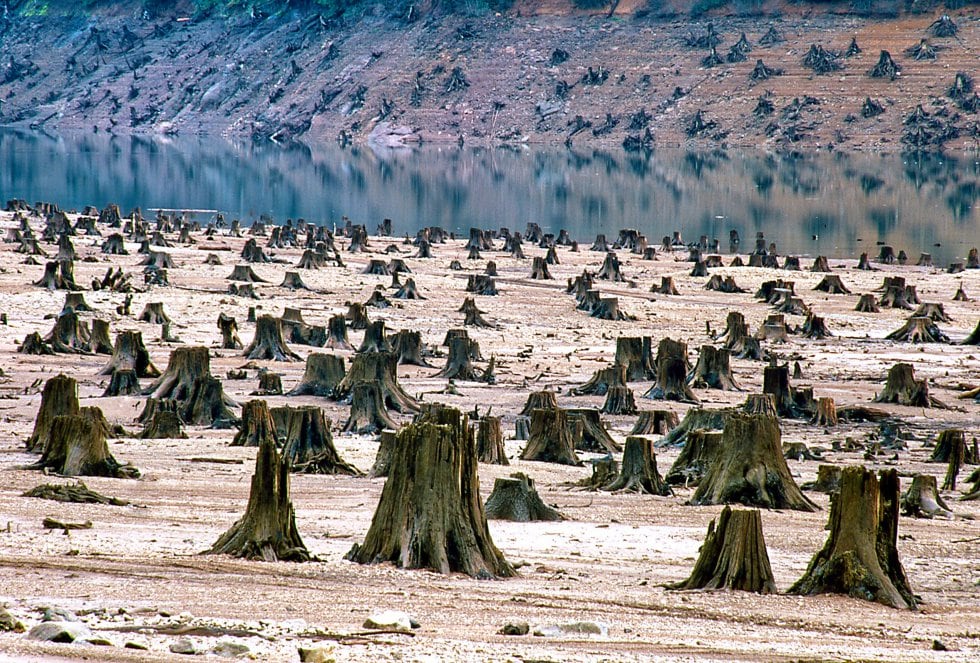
[42,606,78,622]
[0,607,25,633]
[27,621,93,643]
[532,621,609,637]
[298,646,336,663]
[362,610,418,631]
[124,640,150,650]
[169,637,198,654]
[498,621,530,636]
[212,641,250,658]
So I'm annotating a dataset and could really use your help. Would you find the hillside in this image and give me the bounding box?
[0,1,977,152]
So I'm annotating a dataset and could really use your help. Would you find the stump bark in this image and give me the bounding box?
[206,432,310,562]
[690,413,818,511]
[603,436,671,495]
[874,362,945,408]
[901,474,952,518]
[812,397,838,427]
[287,353,346,398]
[343,381,398,434]
[141,409,186,439]
[335,352,419,413]
[601,385,638,415]
[217,313,243,350]
[103,369,141,397]
[26,374,80,453]
[666,506,777,593]
[665,429,724,486]
[688,345,740,390]
[789,466,916,609]
[99,330,159,377]
[358,319,392,354]
[346,407,516,578]
[521,408,582,466]
[28,413,137,478]
[278,405,360,475]
[614,336,656,381]
[142,346,238,425]
[232,400,279,447]
[485,473,563,521]
[244,315,300,361]
[567,408,622,453]
[476,415,508,465]
[631,409,679,435]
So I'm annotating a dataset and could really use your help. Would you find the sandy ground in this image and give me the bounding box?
[0,209,978,662]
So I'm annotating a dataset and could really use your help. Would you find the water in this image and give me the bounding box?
[1,130,978,265]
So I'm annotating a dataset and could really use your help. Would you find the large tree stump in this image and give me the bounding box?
[103,369,141,397]
[287,353,346,398]
[358,319,392,354]
[346,407,516,578]
[603,436,671,495]
[232,400,279,447]
[28,413,138,478]
[217,313,243,350]
[459,297,493,328]
[206,432,310,562]
[530,256,553,280]
[138,302,171,325]
[141,409,186,439]
[142,346,238,425]
[343,381,398,434]
[661,407,729,447]
[26,374,80,453]
[391,330,433,367]
[886,316,949,343]
[601,385,638,415]
[476,415,508,465]
[278,405,360,475]
[665,429,724,486]
[614,336,656,381]
[99,330,159,377]
[325,314,353,350]
[244,315,300,361]
[485,473,563,521]
[763,364,795,417]
[874,362,945,408]
[336,352,419,413]
[789,466,916,609]
[688,345,740,390]
[573,363,627,396]
[717,311,750,353]
[521,408,582,466]
[690,413,818,511]
[88,319,112,355]
[521,391,559,417]
[566,408,622,453]
[434,335,488,382]
[644,356,699,403]
[44,310,92,354]
[901,474,952,519]
[631,409,679,435]
[855,293,881,313]
[667,506,777,593]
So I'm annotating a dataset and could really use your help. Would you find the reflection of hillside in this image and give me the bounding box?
[1,131,977,264]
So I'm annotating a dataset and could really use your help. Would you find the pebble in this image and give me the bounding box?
[124,641,150,650]
[42,607,78,622]
[27,621,93,643]
[532,621,609,637]
[498,622,530,636]
[0,607,25,633]
[169,637,198,655]
[362,610,419,631]
[298,646,336,663]
[212,641,250,658]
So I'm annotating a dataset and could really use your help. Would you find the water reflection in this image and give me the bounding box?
[0,130,977,264]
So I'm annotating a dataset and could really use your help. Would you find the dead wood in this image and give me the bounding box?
[393,278,424,300]
[688,345,740,391]
[886,316,948,343]
[141,408,186,439]
[232,400,279,448]
[346,406,516,578]
[278,405,360,475]
[631,409,679,436]
[521,408,582,466]
[615,336,656,381]
[370,429,399,478]
[138,302,171,325]
[99,330,159,377]
[875,363,946,408]
[789,466,916,609]
[18,331,53,355]
[803,464,842,493]
[28,412,138,478]
[485,473,563,521]
[665,428,724,486]
[812,397,838,427]
[644,338,698,404]
[856,293,881,313]
[814,275,851,294]
[460,297,494,328]
[358,319,392,354]
[912,303,950,323]
[603,436,671,495]
[217,313,243,350]
[667,506,776,593]
[601,385,638,415]
[655,276,679,295]
[287,353,346,398]
[326,314,353,349]
[244,315,300,361]
[520,391,558,417]
[23,480,128,506]
[476,415,508,465]
[253,371,283,395]
[343,381,398,434]
[44,310,92,354]
[901,475,952,519]
[102,369,141,397]
[26,374,79,453]
[336,352,419,413]
[227,264,267,282]
[530,256,553,280]
[572,363,626,396]
[142,346,238,425]
[566,408,622,454]
[391,330,433,367]
[802,313,831,340]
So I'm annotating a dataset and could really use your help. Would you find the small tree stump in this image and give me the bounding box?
[459,297,494,328]
[286,353,345,398]
[644,339,699,403]
[810,256,831,273]
[100,330,159,378]
[244,315,300,361]
[667,506,777,593]
[393,277,425,300]
[886,316,949,343]
[690,413,818,511]
[874,362,945,408]
[476,416,508,465]
[655,276,679,295]
[603,436,671,495]
[573,363,627,396]
[901,474,952,519]
[601,385,638,415]
[434,335,488,382]
[485,473,563,521]
[253,371,283,395]
[688,345,740,390]
[789,466,916,609]
[103,369,141,397]
[530,256,553,280]
[812,397,838,427]
[28,413,137,478]
[803,464,842,493]
[814,274,851,294]
[336,352,419,413]
[391,330,433,367]
[280,271,309,291]
[138,302,171,325]
[855,293,880,313]
[631,409,679,435]
[26,374,79,453]
[232,400,279,447]
[141,410,187,439]
[346,407,516,578]
[142,346,238,425]
[278,405,360,475]
[520,390,559,416]
[665,429,724,486]
[521,408,582,466]
[217,313,243,350]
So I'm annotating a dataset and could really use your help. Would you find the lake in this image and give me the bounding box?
[1,130,977,266]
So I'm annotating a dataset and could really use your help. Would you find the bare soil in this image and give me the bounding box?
[0,208,977,661]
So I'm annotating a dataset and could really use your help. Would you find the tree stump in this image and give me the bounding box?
[591,297,633,321]
[603,436,671,495]
[434,335,488,382]
[874,362,945,408]
[521,391,558,416]
[343,381,398,434]
[812,397,838,427]
[28,413,138,478]
[346,407,515,578]
[485,473,563,521]
[614,336,656,381]
[476,416,508,465]
[655,276,679,295]
[688,345,740,391]
[601,385,638,415]
[763,364,796,417]
[286,353,345,398]
[394,278,424,300]
[26,374,80,453]
[358,319,392,354]
[690,413,818,511]
[964,319,980,345]
[244,315,300,361]
[280,271,309,291]
[789,466,916,609]
[566,408,622,453]
[942,435,964,491]
[886,316,949,343]
[460,297,493,328]
[880,285,913,310]
[929,429,974,464]
[521,408,582,466]
[573,363,627,396]
[665,429,724,486]
[44,310,92,354]
[855,293,880,313]
[901,475,952,518]
[801,313,831,339]
[217,313,243,350]
[667,506,777,593]
[102,369,141,397]
[18,332,53,355]
[644,356,699,403]
[138,302,171,325]
[803,464,842,493]
[466,274,498,296]
[278,405,360,475]
[631,409,679,435]
[814,274,851,294]
[232,400,279,447]
[206,432,310,562]
[345,302,370,330]
[530,256,553,280]
[336,352,419,413]
[99,330,159,378]
[142,346,238,425]
[390,330,432,367]
[141,410,187,439]
[325,314,353,350]
[253,371,283,395]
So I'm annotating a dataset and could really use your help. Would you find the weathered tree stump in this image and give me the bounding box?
[901,475,952,519]
[573,363,627,396]
[485,473,563,521]
[325,314,353,350]
[44,310,92,354]
[28,413,138,478]
[942,434,965,491]
[880,285,914,310]
[277,405,360,475]
[476,415,508,465]
[102,369,141,397]
[763,364,795,417]
[812,397,838,427]
[689,413,818,511]
[601,385,638,415]
[207,432,310,562]
[99,330,159,377]
[688,345,740,390]
[789,466,916,609]
[886,316,949,343]
[566,408,621,453]
[655,276,679,295]
[603,436,671,495]
[346,407,515,578]
[364,288,392,309]
[665,429,724,486]
[459,297,493,328]
[611,337,654,381]
[138,302,171,325]
[140,409,186,439]
[336,352,418,413]
[521,390,559,416]
[232,400,279,447]
[88,319,113,355]
[142,346,238,425]
[244,315,300,361]
[434,335,488,382]
[345,302,370,330]
[216,313,243,350]
[287,353,345,398]
[253,371,283,395]
[644,355,699,403]
[667,506,777,593]
[631,409,679,435]
[393,278,424,300]
[964,319,980,345]
[874,362,945,408]
[530,256,553,280]
[855,293,881,313]
[369,429,399,478]
[358,319,392,354]
[814,274,851,294]
[389,330,431,367]
[466,274,498,295]
[343,381,398,434]
[18,331,53,355]
[929,429,974,464]
[26,374,79,453]
[591,296,633,321]
[521,408,582,466]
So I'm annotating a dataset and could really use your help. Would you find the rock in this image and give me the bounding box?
[298,646,336,663]
[498,621,530,636]
[367,122,417,150]
[532,621,609,638]
[169,637,198,655]
[27,621,93,643]
[362,610,418,631]
[124,640,150,650]
[0,607,25,633]
[86,635,114,646]
[212,641,250,658]
[932,639,948,651]
[42,606,78,622]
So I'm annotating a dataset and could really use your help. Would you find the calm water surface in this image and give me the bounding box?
[1,131,977,265]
